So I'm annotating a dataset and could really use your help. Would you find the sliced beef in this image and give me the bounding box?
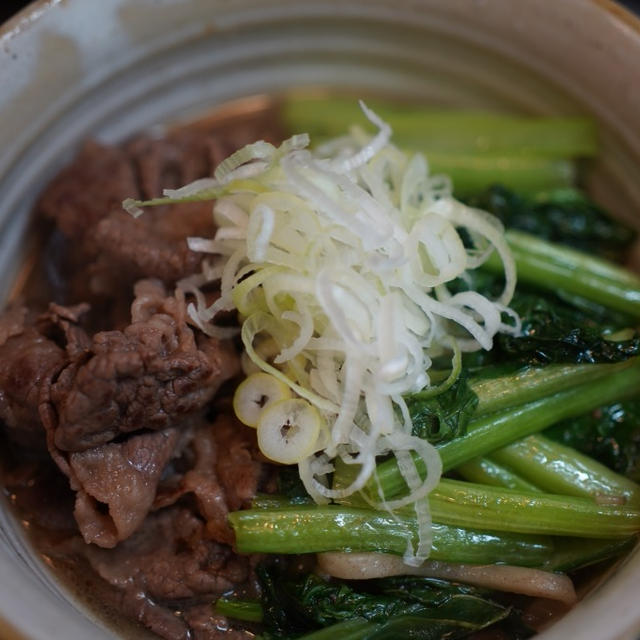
[112,592,194,640]
[85,506,250,602]
[125,131,214,199]
[34,280,240,548]
[70,428,180,548]
[92,130,217,287]
[0,303,87,450]
[38,141,139,250]
[49,279,240,452]
[212,412,264,511]
[0,305,28,344]
[37,115,284,304]
[39,302,93,357]
[90,205,210,290]
[1,279,241,549]
[0,329,63,450]
[37,137,209,302]
[153,413,263,545]
[2,109,286,640]
[69,506,257,640]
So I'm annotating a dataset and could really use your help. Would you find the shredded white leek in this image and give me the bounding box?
[130,103,520,563]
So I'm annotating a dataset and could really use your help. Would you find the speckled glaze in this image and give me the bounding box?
[0,1,639,639]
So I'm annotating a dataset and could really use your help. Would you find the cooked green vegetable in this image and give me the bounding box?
[415,154,575,196]
[249,490,639,542]
[466,185,635,261]
[484,230,640,318]
[543,536,638,573]
[230,491,639,566]
[451,270,639,367]
[545,398,640,481]
[214,598,263,623]
[455,457,540,492]
[201,101,640,640]
[488,433,640,505]
[467,362,623,413]
[405,360,638,454]
[500,294,640,365]
[405,372,478,444]
[425,479,640,538]
[255,568,515,640]
[282,97,597,158]
[292,620,374,640]
[281,96,596,195]
[363,358,640,502]
[229,505,555,565]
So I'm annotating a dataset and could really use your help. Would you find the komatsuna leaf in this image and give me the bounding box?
[362,597,512,640]
[450,270,640,366]
[258,569,526,640]
[500,292,640,365]
[465,185,636,262]
[403,372,479,444]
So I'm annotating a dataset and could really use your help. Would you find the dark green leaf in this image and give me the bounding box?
[465,185,636,262]
[500,292,640,365]
[364,596,510,640]
[404,372,479,443]
[259,565,320,636]
[451,271,640,366]
[277,466,314,502]
[257,567,530,640]
[372,575,486,604]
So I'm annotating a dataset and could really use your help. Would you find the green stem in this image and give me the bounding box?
[250,496,637,572]
[427,479,640,538]
[251,493,313,509]
[469,362,623,416]
[543,536,638,573]
[338,476,640,539]
[281,97,597,193]
[484,230,640,317]
[456,457,540,492]
[214,598,263,623]
[427,154,574,195]
[282,97,597,158]
[256,481,640,539]
[229,506,554,566]
[366,358,640,501]
[488,434,640,506]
